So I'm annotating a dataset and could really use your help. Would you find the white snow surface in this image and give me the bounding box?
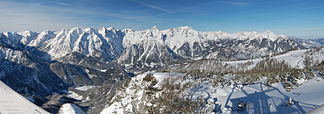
[58,103,86,114]
[0,81,49,114]
[11,27,124,60]
[0,47,26,64]
[100,72,184,114]
[75,86,98,91]
[101,72,324,114]
[210,78,324,114]
[67,91,83,100]
[273,49,308,69]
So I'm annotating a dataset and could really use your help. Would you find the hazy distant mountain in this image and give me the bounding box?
[294,37,324,48]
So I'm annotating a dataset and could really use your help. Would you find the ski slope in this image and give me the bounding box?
[0,81,49,114]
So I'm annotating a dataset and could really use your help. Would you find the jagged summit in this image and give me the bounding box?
[151,25,159,31]
[0,26,287,42]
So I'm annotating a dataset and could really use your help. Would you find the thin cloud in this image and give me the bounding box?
[51,1,72,6]
[50,5,160,22]
[220,1,249,7]
[157,0,248,16]
[131,0,172,13]
[0,0,160,32]
[0,1,77,32]
[173,1,217,14]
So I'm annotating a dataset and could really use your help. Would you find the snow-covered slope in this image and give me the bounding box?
[123,26,287,51]
[58,103,86,114]
[100,72,184,114]
[224,47,324,70]
[2,27,125,60]
[100,72,324,114]
[166,47,324,74]
[190,77,324,114]
[0,80,49,114]
[38,27,125,60]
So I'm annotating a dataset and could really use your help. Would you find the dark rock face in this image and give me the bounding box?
[118,41,179,71]
[177,42,192,58]
[41,94,81,113]
[75,80,127,114]
[56,52,130,84]
[50,62,93,86]
[0,46,68,96]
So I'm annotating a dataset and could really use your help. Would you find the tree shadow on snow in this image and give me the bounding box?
[226,82,319,114]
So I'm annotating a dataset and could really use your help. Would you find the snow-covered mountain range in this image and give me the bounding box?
[0,29,130,98]
[1,26,304,70]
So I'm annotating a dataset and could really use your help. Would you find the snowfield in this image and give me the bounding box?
[0,81,49,114]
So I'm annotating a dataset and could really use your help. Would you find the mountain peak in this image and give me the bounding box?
[151,26,159,31]
[263,30,275,34]
[179,26,190,28]
[107,27,116,31]
[177,26,192,30]
[84,28,96,33]
[19,31,37,36]
[69,27,82,34]
[71,27,81,30]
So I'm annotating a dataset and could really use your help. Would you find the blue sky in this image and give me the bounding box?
[0,0,324,38]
